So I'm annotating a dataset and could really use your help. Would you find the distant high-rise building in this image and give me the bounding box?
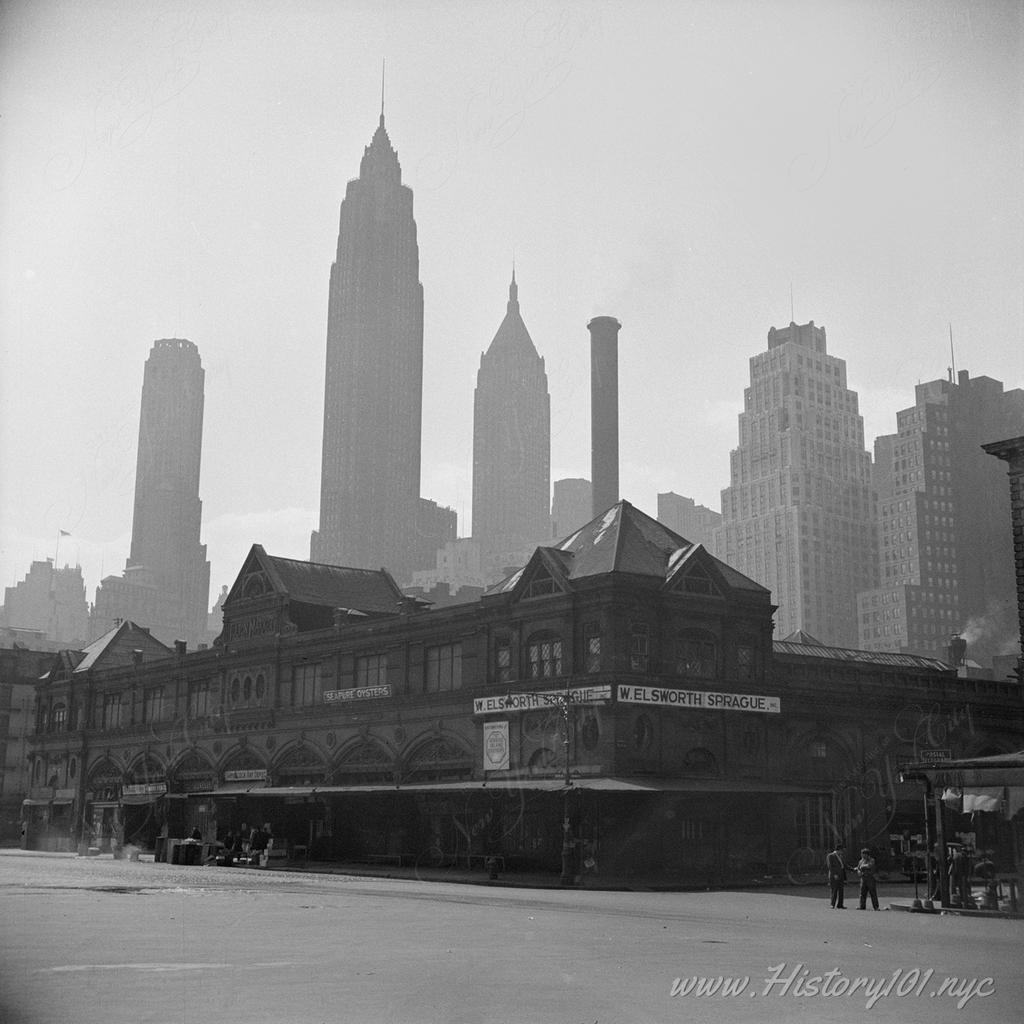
[551,478,593,539]
[1,560,89,644]
[472,273,551,579]
[588,316,620,517]
[858,371,1024,664]
[311,110,426,581]
[657,493,722,548]
[714,321,877,647]
[92,338,210,647]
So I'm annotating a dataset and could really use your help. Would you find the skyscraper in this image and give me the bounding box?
[588,316,620,517]
[92,338,210,647]
[472,273,550,579]
[311,110,425,579]
[714,321,876,647]
[657,493,722,549]
[858,370,1024,664]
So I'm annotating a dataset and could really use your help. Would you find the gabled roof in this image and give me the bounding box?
[38,621,172,681]
[486,500,769,596]
[227,545,406,617]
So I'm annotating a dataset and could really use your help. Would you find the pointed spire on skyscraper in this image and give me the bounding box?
[508,258,519,312]
[380,58,386,128]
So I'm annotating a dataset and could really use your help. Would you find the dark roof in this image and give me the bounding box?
[487,500,769,595]
[260,551,406,616]
[783,629,825,645]
[773,639,950,670]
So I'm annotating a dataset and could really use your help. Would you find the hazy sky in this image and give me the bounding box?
[2,0,1022,607]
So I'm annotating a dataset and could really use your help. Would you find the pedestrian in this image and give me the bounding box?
[855,847,879,910]
[826,841,847,909]
[948,845,971,906]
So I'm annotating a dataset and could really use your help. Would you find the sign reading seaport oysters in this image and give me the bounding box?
[617,684,781,713]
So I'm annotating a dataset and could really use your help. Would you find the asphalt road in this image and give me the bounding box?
[0,851,1019,1024]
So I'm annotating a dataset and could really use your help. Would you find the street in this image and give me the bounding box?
[0,851,1020,1024]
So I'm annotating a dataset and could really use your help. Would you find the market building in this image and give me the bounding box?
[22,502,1024,884]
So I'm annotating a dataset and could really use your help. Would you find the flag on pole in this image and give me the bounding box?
[59,530,71,537]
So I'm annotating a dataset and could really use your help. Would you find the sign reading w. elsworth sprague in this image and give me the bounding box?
[617,685,781,713]
[474,685,612,715]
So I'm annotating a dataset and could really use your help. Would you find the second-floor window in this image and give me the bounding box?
[101,693,122,730]
[356,654,388,688]
[50,702,67,732]
[187,681,211,719]
[291,663,321,707]
[425,643,462,692]
[527,635,563,679]
[676,633,717,679]
[142,688,163,723]
[495,639,511,685]
[584,623,602,673]
[630,624,650,672]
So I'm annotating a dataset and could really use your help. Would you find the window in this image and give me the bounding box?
[142,688,163,724]
[630,624,650,672]
[810,740,828,759]
[676,633,717,678]
[356,654,388,688]
[735,642,756,681]
[187,681,211,719]
[291,663,321,707]
[101,693,122,730]
[495,639,512,685]
[50,703,67,732]
[527,635,563,679]
[584,623,602,674]
[523,565,559,599]
[425,643,462,692]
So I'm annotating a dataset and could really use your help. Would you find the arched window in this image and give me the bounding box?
[676,631,718,679]
[50,703,67,732]
[526,633,563,680]
[630,623,650,672]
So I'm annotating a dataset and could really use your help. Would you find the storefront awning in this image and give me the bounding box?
[184,777,830,797]
[21,798,51,806]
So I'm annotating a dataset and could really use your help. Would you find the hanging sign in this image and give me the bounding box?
[483,721,510,771]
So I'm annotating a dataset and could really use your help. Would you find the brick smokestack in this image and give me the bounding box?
[588,316,621,517]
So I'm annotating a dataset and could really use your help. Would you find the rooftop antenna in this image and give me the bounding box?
[790,282,794,323]
[949,323,956,383]
[380,58,386,124]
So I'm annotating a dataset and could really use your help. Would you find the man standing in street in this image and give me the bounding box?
[856,847,880,909]
[826,841,847,909]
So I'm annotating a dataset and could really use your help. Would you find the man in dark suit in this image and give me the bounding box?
[826,842,847,909]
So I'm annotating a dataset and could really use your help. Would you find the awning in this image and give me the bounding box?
[121,792,162,806]
[21,798,51,806]
[50,797,74,806]
[187,778,829,797]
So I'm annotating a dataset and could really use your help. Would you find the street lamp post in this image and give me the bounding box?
[504,680,577,886]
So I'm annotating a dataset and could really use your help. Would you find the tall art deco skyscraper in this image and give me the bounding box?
[714,321,877,648]
[92,338,210,647]
[311,111,425,579]
[472,273,551,579]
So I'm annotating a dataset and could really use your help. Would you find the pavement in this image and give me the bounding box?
[13,846,1020,915]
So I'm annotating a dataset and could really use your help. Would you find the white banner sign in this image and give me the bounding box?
[474,685,612,715]
[122,782,167,797]
[324,684,392,703]
[617,684,780,713]
[483,721,510,771]
[224,769,268,782]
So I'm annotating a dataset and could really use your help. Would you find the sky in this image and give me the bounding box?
[1,0,1022,609]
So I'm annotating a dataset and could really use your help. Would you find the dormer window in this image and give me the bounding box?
[523,565,558,599]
